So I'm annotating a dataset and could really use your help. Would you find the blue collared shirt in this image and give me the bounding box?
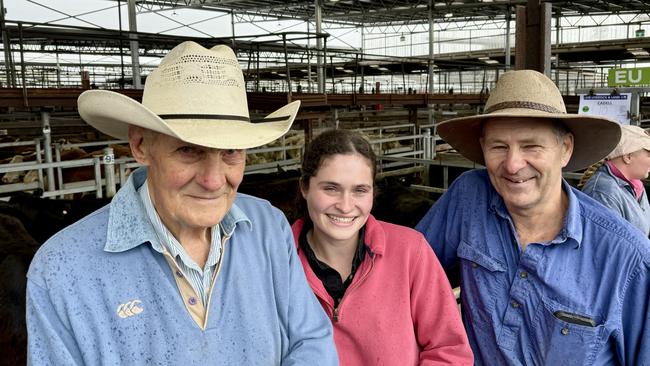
[416,169,650,366]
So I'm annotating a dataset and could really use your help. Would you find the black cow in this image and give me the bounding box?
[0,192,110,366]
[372,176,435,229]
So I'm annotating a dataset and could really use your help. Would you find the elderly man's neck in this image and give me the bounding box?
[506,189,569,251]
[165,224,212,267]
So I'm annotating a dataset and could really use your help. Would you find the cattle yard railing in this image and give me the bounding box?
[0,123,440,199]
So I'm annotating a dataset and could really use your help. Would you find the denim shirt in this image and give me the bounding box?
[581,163,650,236]
[416,169,650,366]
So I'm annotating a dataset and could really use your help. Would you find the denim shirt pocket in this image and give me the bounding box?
[532,297,605,366]
[457,241,506,325]
[457,240,506,273]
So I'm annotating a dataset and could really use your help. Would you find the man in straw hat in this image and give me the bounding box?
[582,124,650,236]
[26,41,338,365]
[416,69,650,365]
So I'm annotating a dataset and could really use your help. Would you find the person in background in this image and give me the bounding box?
[292,128,473,365]
[581,124,650,236]
[416,69,650,365]
[26,41,338,365]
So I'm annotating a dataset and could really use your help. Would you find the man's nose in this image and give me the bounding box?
[503,148,526,174]
[196,155,227,190]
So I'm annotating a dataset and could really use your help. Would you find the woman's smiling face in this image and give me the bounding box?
[301,153,374,246]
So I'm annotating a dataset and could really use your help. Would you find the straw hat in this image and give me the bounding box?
[78,41,300,149]
[436,69,621,171]
[607,124,650,159]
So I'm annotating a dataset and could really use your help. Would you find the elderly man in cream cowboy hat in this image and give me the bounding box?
[416,70,650,365]
[582,124,650,236]
[26,41,338,365]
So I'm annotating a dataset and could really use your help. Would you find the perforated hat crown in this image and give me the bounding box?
[78,41,300,149]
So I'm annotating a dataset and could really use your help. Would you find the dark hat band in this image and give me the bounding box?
[158,114,289,123]
[485,101,564,114]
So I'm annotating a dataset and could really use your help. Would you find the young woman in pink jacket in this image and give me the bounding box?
[292,129,473,365]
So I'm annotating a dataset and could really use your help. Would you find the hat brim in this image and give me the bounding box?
[436,109,622,171]
[78,90,300,149]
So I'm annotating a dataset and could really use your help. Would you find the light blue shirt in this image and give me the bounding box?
[581,163,650,236]
[416,169,650,365]
[138,180,228,305]
[27,167,338,365]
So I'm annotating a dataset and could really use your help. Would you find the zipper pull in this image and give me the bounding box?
[333,307,339,322]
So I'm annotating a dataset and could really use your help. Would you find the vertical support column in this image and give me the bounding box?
[231,10,236,49]
[41,111,55,194]
[315,0,324,93]
[554,8,561,84]
[307,20,313,93]
[34,138,44,192]
[505,7,511,71]
[427,0,436,159]
[127,0,142,89]
[360,24,365,93]
[93,156,103,199]
[103,147,116,198]
[515,0,552,74]
[0,0,12,87]
[54,142,64,198]
[422,129,431,186]
[283,33,292,100]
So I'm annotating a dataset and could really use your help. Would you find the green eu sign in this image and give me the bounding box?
[608,67,650,86]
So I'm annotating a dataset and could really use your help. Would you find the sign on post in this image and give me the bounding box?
[578,93,631,125]
[608,68,650,87]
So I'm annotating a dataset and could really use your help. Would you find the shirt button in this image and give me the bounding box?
[511,300,520,308]
[561,327,570,335]
[175,270,183,278]
[471,262,478,268]
[188,297,197,305]
[520,271,528,278]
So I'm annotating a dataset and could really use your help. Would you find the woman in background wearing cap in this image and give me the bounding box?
[581,124,650,236]
[292,129,473,366]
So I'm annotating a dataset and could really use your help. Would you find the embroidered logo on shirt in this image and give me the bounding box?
[117,300,144,318]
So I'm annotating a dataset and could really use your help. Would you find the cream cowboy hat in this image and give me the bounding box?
[436,69,621,171]
[78,41,300,149]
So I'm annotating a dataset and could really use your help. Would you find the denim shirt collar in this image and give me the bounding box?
[489,177,582,248]
[104,167,251,253]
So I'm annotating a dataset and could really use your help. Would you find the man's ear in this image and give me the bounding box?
[128,126,150,165]
[560,133,575,168]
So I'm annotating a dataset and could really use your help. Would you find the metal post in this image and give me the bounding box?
[93,156,103,199]
[422,129,431,185]
[231,10,236,49]
[0,0,12,87]
[54,142,64,198]
[118,0,126,88]
[41,111,55,193]
[103,147,116,198]
[505,7,511,70]
[34,138,44,192]
[427,0,435,137]
[315,0,324,93]
[307,20,313,92]
[127,0,142,89]
[283,33,292,97]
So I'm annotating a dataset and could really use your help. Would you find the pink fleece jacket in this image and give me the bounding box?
[292,215,473,366]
